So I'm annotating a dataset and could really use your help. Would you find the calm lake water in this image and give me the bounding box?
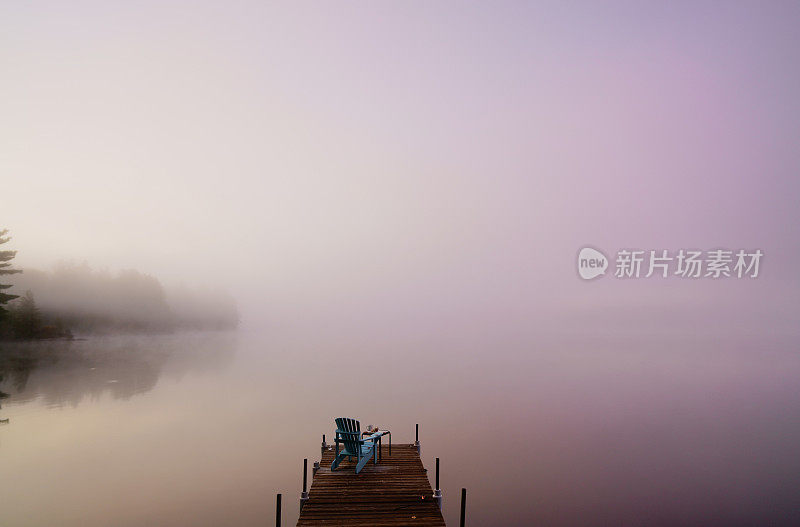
[1,328,799,526]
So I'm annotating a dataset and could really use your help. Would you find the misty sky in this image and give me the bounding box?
[2,2,799,332]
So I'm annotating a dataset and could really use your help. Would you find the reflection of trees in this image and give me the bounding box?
[0,332,237,408]
[0,353,36,394]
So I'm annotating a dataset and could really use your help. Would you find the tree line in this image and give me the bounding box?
[0,229,238,340]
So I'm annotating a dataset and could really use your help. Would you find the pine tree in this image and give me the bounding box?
[10,290,42,339]
[0,229,22,320]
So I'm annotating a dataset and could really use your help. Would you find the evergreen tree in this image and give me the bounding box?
[10,290,42,339]
[0,229,22,320]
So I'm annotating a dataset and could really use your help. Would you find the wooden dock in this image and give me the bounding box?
[296,443,446,526]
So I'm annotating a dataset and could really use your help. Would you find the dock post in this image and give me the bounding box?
[312,461,320,476]
[300,458,309,511]
[276,493,282,527]
[321,434,326,455]
[433,457,442,509]
[415,423,420,454]
[460,488,467,527]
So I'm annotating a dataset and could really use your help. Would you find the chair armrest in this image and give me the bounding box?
[335,430,367,442]
[335,430,379,444]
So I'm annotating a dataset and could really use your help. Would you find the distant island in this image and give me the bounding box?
[0,229,238,340]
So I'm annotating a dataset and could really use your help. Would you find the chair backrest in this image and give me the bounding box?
[335,417,362,456]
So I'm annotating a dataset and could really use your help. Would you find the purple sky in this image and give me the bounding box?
[2,1,799,334]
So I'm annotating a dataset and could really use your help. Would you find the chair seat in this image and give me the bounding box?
[341,443,374,457]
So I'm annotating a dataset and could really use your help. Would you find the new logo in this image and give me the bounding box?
[578,247,608,280]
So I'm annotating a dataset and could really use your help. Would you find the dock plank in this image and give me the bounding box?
[297,444,446,526]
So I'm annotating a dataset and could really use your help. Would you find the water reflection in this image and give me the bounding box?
[0,332,237,409]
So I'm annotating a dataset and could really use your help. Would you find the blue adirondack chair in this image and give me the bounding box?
[331,417,379,474]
